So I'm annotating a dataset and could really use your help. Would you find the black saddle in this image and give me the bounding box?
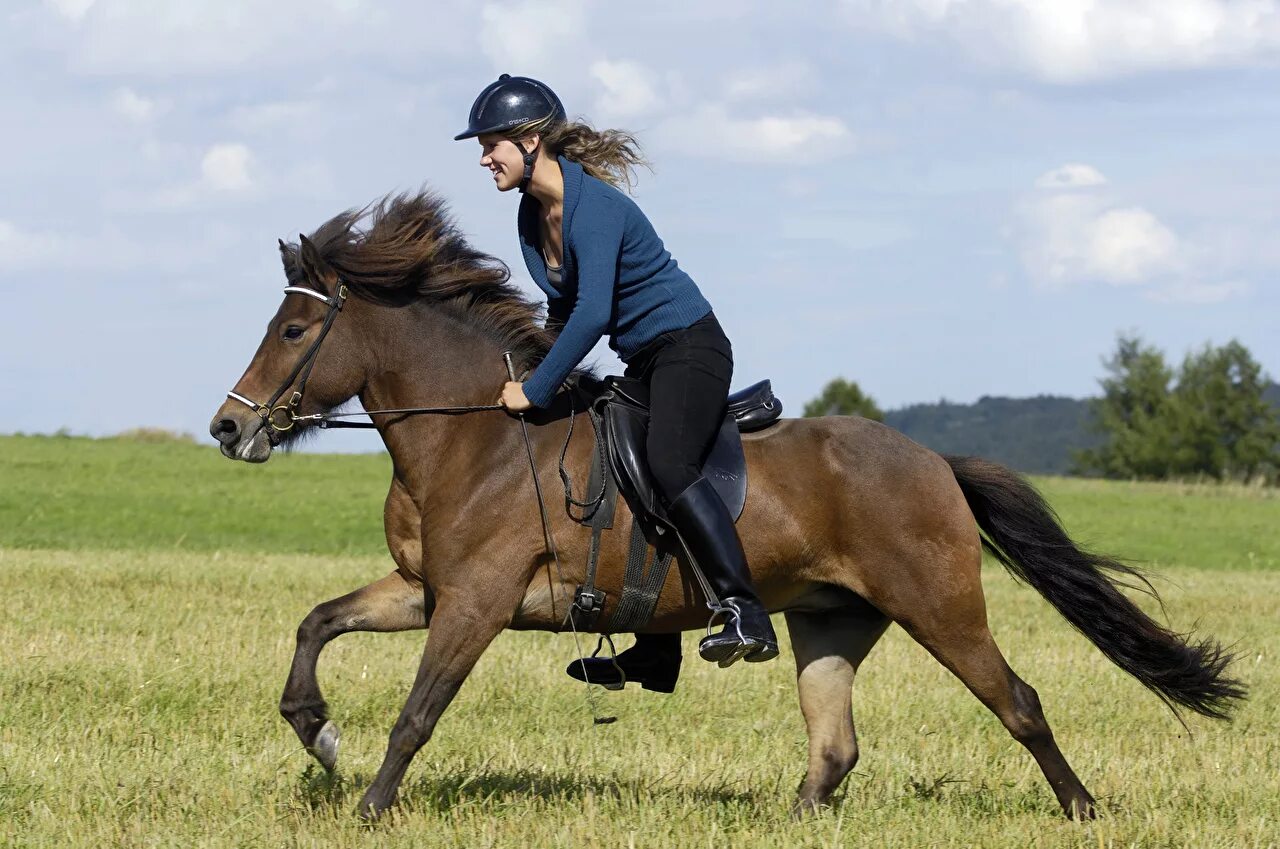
[566,375,782,631]
[593,376,782,527]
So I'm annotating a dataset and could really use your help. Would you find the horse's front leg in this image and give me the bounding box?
[356,578,523,820]
[280,569,429,770]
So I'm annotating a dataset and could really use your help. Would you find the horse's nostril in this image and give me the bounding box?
[217,418,238,435]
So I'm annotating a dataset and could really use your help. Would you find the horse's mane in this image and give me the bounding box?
[287,188,559,367]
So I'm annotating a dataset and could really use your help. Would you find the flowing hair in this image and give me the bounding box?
[503,114,653,192]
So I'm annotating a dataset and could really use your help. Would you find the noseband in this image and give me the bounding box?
[222,280,648,724]
[226,282,506,434]
[226,284,349,433]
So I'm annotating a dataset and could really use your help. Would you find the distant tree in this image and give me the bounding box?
[1166,340,1280,480]
[1074,335,1175,478]
[803,378,884,421]
[1077,335,1280,482]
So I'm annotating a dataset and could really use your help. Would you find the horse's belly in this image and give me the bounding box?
[510,575,576,630]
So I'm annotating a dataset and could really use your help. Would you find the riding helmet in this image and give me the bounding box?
[453,73,566,141]
[455,74,566,194]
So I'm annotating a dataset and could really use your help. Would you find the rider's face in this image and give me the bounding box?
[478,133,535,192]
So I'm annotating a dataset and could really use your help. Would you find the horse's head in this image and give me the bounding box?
[209,234,366,462]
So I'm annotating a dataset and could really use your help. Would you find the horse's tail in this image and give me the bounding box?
[944,454,1246,720]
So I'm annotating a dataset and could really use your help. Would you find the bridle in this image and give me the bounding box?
[226,284,352,433]
[224,277,618,722]
[225,282,502,434]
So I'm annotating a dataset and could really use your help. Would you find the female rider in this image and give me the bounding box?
[455,74,777,688]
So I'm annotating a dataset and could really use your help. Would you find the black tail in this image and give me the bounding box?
[944,455,1246,720]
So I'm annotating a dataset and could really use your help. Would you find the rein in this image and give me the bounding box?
[225,283,503,433]
[228,280,616,723]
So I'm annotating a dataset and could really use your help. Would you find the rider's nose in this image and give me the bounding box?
[210,416,240,445]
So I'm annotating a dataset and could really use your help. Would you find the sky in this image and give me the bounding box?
[2,0,1278,452]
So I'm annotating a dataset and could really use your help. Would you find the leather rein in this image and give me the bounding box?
[225,283,503,434]
[225,279,618,722]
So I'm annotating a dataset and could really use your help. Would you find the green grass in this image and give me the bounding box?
[2,434,1277,569]
[1,549,1275,848]
[0,434,391,556]
[1,435,1277,847]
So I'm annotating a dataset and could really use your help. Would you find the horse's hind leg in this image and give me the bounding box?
[279,569,427,770]
[786,601,890,816]
[892,570,1097,818]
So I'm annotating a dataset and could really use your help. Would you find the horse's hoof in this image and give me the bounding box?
[1068,797,1099,820]
[356,791,394,822]
[790,799,828,820]
[307,720,341,772]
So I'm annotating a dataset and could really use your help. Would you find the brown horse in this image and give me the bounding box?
[209,191,1244,821]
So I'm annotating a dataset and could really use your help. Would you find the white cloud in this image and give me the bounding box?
[589,60,662,120]
[723,61,819,103]
[1014,164,1257,303]
[109,87,156,122]
[201,143,253,192]
[1019,190,1181,288]
[43,0,96,23]
[1034,163,1108,189]
[146,143,257,208]
[659,103,851,162]
[841,0,1280,82]
[41,0,474,76]
[1088,206,1180,283]
[480,0,587,72]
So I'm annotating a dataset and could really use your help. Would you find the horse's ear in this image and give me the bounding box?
[297,233,318,267]
[278,238,297,275]
[297,233,337,288]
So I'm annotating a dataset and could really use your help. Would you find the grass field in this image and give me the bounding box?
[1,434,1277,848]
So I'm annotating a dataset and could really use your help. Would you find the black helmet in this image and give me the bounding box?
[456,74,566,194]
[453,73,566,141]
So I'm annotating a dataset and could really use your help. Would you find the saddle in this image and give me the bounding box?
[596,376,781,527]
[568,374,783,631]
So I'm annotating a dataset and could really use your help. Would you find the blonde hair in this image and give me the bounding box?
[505,115,653,193]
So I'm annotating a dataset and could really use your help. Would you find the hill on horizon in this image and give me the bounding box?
[883,381,1280,475]
[884,394,1099,475]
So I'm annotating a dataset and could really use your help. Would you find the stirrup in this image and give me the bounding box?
[700,601,776,667]
[699,601,750,667]
[703,599,743,639]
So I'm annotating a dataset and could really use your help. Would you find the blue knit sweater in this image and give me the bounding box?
[517,155,712,407]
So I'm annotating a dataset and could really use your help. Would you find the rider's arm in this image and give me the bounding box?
[522,213,624,408]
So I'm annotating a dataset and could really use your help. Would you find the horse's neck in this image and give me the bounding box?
[355,302,511,494]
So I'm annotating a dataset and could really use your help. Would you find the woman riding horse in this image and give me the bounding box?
[455,74,774,682]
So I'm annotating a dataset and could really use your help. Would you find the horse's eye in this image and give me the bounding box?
[283,325,305,340]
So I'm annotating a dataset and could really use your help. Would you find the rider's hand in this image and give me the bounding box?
[499,380,533,413]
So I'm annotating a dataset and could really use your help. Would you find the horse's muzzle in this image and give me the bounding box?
[209,407,274,462]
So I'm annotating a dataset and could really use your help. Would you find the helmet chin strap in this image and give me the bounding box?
[515,139,538,194]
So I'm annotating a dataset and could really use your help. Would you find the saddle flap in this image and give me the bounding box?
[702,413,746,517]
[601,388,747,524]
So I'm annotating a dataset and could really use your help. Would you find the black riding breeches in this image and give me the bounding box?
[622,310,733,504]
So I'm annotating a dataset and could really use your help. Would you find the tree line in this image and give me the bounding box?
[803,336,1280,484]
[1073,336,1279,483]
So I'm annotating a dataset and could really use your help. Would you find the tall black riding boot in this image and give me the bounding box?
[565,632,682,692]
[667,476,779,667]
